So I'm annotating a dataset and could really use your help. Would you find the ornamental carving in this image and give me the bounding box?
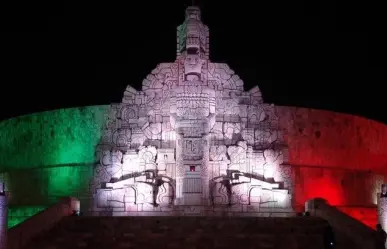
[91,6,291,216]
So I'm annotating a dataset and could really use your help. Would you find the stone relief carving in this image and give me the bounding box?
[263,149,283,179]
[209,145,228,161]
[90,6,292,216]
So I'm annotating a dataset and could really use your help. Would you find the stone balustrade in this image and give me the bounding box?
[7,197,79,249]
[306,198,378,249]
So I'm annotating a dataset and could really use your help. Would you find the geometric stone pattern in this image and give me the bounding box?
[24,216,330,249]
[90,6,292,215]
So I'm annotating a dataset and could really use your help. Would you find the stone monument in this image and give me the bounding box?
[90,6,293,216]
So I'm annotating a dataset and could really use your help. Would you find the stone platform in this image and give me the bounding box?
[24,216,332,249]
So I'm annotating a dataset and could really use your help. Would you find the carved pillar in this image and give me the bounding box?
[201,134,210,205]
[175,134,184,204]
[378,195,387,230]
[0,192,7,249]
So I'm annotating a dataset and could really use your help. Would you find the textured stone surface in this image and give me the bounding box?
[277,106,387,173]
[288,164,383,208]
[24,216,330,249]
[0,105,109,170]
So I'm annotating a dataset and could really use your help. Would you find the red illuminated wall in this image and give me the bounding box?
[277,106,387,228]
[336,206,377,229]
[277,106,387,173]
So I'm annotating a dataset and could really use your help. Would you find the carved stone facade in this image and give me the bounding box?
[90,6,292,216]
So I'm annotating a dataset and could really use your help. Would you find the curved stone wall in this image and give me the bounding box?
[0,105,109,170]
[0,105,386,215]
[0,106,109,206]
[277,106,387,173]
[277,106,387,210]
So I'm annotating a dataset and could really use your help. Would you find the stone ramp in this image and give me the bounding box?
[23,216,333,249]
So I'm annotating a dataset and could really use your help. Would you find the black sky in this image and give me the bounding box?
[1,1,386,123]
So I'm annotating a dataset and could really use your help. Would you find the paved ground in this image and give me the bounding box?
[24,216,335,249]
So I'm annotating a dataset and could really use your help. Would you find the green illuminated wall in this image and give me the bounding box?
[0,105,109,170]
[8,206,46,228]
[0,105,110,208]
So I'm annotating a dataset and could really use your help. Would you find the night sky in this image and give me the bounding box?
[1,1,385,123]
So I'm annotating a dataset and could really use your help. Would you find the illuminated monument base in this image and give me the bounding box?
[90,6,293,216]
[92,166,292,216]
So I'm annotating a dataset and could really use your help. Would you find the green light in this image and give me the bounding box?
[8,206,46,229]
[0,105,109,170]
[45,166,93,200]
[0,105,110,206]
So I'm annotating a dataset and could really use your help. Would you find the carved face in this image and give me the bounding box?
[184,54,202,81]
[186,7,200,20]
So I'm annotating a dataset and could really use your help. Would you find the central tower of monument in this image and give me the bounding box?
[90,6,293,216]
[172,6,214,205]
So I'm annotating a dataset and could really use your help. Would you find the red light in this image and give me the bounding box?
[190,166,195,172]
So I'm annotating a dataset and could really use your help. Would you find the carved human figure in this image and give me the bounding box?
[152,178,164,207]
[135,170,176,207]
[263,149,282,179]
[209,145,227,161]
[220,179,232,206]
[184,53,203,81]
[210,171,246,206]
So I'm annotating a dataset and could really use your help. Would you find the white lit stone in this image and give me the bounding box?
[90,6,293,216]
[0,194,7,249]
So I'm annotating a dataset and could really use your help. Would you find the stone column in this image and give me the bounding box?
[377,194,387,249]
[175,134,184,205]
[378,195,387,229]
[0,192,7,249]
[201,134,210,205]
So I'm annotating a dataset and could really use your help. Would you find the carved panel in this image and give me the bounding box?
[209,145,228,161]
[183,138,203,160]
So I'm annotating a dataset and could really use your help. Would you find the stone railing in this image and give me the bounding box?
[6,197,79,249]
[306,198,378,249]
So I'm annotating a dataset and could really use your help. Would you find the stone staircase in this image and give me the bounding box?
[23,216,337,249]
